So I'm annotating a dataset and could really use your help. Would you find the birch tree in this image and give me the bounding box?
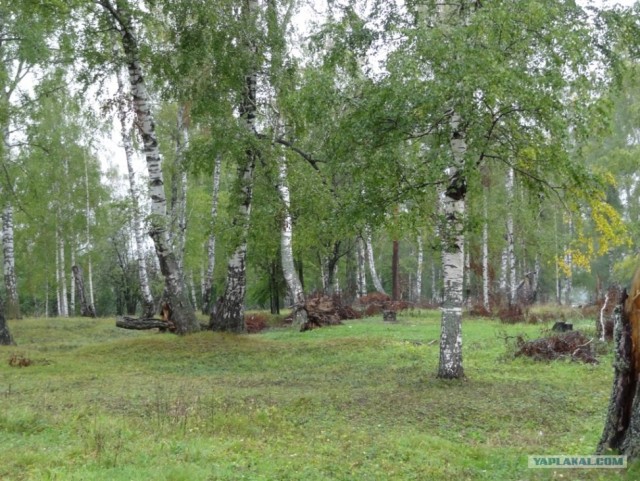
[115,67,155,319]
[97,0,198,333]
[210,0,260,333]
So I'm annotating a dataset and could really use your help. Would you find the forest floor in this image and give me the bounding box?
[0,309,632,480]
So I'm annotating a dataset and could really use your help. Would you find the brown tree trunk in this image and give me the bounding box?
[72,266,96,318]
[392,239,400,301]
[598,280,640,459]
[0,300,14,345]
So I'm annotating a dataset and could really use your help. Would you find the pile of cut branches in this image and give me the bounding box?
[514,330,598,364]
[357,292,410,317]
[286,294,361,331]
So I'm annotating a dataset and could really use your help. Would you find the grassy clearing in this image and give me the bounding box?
[0,311,634,480]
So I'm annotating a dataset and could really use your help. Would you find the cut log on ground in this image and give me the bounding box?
[116,316,174,331]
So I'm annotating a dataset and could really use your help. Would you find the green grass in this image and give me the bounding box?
[0,312,634,480]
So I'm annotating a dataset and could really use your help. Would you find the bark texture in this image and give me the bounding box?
[0,300,13,345]
[202,155,222,314]
[210,0,258,333]
[415,235,424,303]
[116,66,156,320]
[277,157,306,325]
[356,236,367,298]
[597,288,640,457]
[437,112,466,380]
[2,205,20,319]
[72,265,96,318]
[105,0,198,333]
[365,228,386,294]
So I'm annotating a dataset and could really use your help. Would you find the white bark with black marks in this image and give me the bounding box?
[170,103,189,275]
[103,0,198,333]
[506,167,516,304]
[202,155,222,314]
[210,0,259,332]
[277,156,306,324]
[415,235,424,303]
[482,191,490,311]
[365,228,386,295]
[116,67,156,320]
[438,112,466,380]
[356,236,367,298]
[83,154,96,314]
[2,205,20,319]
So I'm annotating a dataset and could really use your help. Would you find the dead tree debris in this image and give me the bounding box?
[515,330,598,364]
[116,316,174,331]
[285,294,360,331]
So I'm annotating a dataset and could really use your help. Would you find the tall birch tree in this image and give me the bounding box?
[97,0,198,333]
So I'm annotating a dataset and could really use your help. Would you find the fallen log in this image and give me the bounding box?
[116,316,174,331]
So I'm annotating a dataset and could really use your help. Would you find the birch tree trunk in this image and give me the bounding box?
[72,265,96,317]
[57,231,68,318]
[415,235,424,303]
[482,191,490,311]
[564,217,574,305]
[0,302,13,345]
[356,236,367,298]
[277,156,306,324]
[115,68,156,320]
[437,112,466,380]
[365,228,386,295]
[392,239,400,301]
[70,249,76,315]
[188,270,197,310]
[202,154,222,314]
[104,0,198,333]
[170,103,189,275]
[210,0,259,333]
[2,205,20,319]
[506,167,516,305]
[83,154,96,314]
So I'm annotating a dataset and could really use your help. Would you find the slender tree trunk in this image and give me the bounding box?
[482,191,490,311]
[115,66,156,320]
[392,239,400,301]
[564,217,573,305]
[70,249,76,316]
[202,154,222,314]
[365,228,386,295]
[106,0,198,333]
[506,167,516,305]
[0,300,13,345]
[415,235,424,303]
[83,154,96,313]
[57,231,68,318]
[356,236,367,298]
[170,103,189,275]
[2,205,20,319]
[188,270,197,310]
[437,112,466,380]
[277,156,306,324]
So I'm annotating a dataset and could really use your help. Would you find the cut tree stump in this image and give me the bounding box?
[116,316,174,331]
[383,310,397,322]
